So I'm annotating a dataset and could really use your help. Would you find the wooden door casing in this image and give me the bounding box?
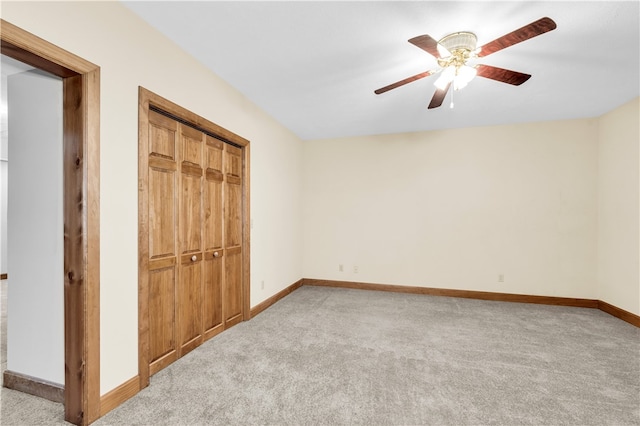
[140,90,250,385]
[1,20,101,425]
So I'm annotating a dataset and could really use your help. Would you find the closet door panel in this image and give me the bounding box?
[224,144,243,327]
[147,111,179,375]
[203,136,224,338]
[177,125,204,356]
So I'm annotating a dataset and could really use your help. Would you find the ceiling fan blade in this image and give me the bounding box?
[408,35,442,58]
[374,70,436,95]
[428,82,451,109]
[476,64,531,85]
[477,17,557,57]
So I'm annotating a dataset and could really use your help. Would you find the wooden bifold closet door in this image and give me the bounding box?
[145,109,243,376]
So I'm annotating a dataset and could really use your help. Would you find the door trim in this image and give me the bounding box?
[1,20,101,426]
[138,87,250,389]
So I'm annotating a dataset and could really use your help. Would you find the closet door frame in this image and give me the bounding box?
[137,87,250,389]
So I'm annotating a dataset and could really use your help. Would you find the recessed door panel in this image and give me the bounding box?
[149,168,176,259]
[181,125,203,166]
[148,267,176,363]
[149,114,176,160]
[225,181,241,248]
[180,172,202,255]
[204,179,223,251]
[203,251,223,338]
[226,144,242,179]
[224,247,242,326]
[206,135,223,171]
[178,260,202,354]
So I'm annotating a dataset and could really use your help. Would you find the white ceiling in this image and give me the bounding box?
[123,1,639,141]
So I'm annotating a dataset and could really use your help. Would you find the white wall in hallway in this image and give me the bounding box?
[1,55,34,276]
[6,69,64,384]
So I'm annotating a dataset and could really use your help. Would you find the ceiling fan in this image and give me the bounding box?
[374,17,557,109]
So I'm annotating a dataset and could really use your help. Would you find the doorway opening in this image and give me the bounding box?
[1,20,100,426]
[1,54,64,402]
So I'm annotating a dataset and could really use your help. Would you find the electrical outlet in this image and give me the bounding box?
[261,280,265,290]
[498,274,504,282]
[339,264,343,272]
[353,265,359,273]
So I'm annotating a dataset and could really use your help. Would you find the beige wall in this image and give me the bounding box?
[597,98,640,315]
[1,2,304,395]
[303,100,639,315]
[303,120,600,298]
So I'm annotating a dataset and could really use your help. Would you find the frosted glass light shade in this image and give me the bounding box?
[434,66,455,90]
[453,65,477,90]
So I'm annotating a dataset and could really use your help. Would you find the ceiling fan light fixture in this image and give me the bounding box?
[453,65,477,90]
[434,66,455,90]
[434,64,477,91]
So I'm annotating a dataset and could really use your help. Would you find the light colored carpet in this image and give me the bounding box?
[2,285,640,425]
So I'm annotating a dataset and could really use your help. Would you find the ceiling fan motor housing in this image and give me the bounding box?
[438,31,477,57]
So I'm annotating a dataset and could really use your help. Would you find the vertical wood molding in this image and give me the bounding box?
[137,87,151,391]
[1,19,100,426]
[242,143,251,321]
[63,72,86,426]
[3,370,64,403]
[84,68,101,425]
